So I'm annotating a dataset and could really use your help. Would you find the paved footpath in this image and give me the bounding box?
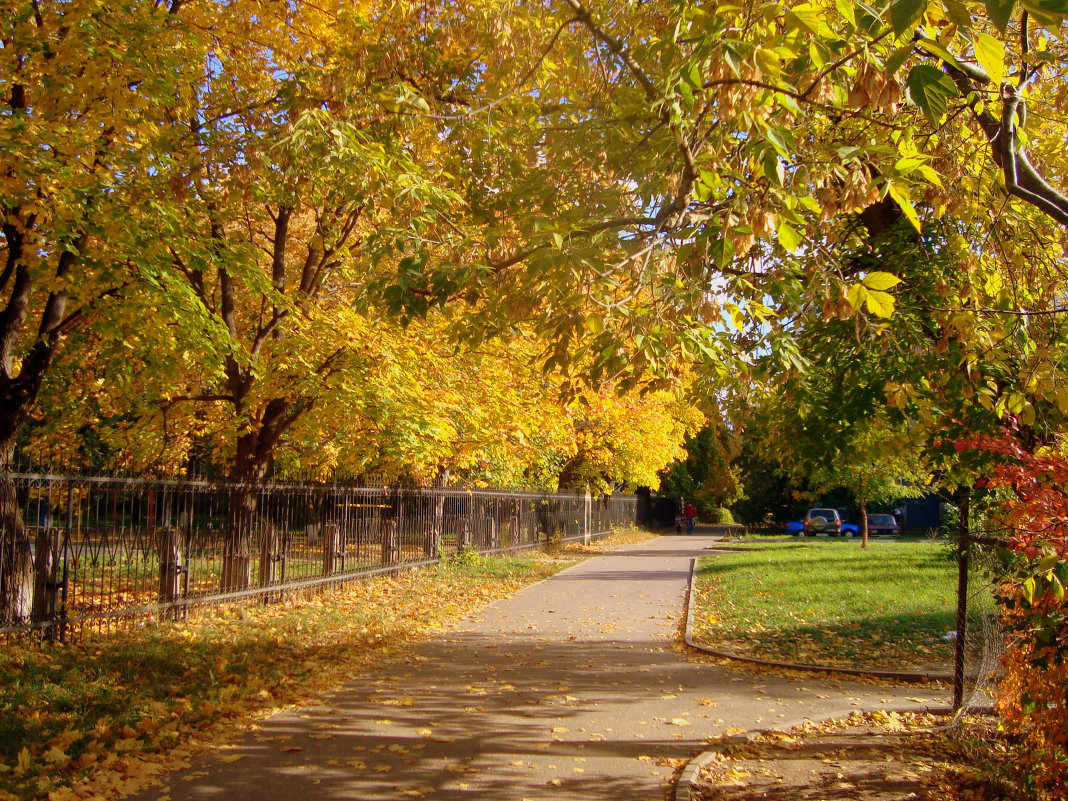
[134,534,948,801]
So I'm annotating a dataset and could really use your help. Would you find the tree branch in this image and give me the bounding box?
[934,57,1068,226]
[561,0,697,226]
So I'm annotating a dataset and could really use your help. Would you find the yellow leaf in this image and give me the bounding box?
[42,745,70,766]
[846,283,867,311]
[754,48,781,79]
[864,289,896,318]
[15,747,31,776]
[887,181,921,233]
[973,32,1005,88]
[861,271,902,291]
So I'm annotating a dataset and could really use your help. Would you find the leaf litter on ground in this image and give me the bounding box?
[692,710,1027,801]
[0,531,651,801]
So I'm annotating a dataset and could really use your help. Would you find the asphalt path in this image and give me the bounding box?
[132,534,948,801]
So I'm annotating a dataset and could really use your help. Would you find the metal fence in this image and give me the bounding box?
[0,472,637,640]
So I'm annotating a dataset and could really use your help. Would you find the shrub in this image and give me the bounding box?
[958,433,1068,799]
[708,507,735,525]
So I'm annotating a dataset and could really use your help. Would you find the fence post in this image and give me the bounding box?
[31,528,60,636]
[158,527,183,620]
[423,526,440,559]
[584,491,592,545]
[381,519,399,565]
[953,487,970,711]
[258,524,282,594]
[323,523,342,576]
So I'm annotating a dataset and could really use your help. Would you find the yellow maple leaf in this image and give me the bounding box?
[14,747,31,777]
[41,745,70,766]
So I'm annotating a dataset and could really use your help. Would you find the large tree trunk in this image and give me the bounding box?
[0,433,32,625]
[0,235,82,623]
[428,466,449,557]
[220,398,298,592]
[222,485,256,592]
[221,431,269,592]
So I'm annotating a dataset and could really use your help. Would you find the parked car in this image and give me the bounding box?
[803,508,842,536]
[785,520,803,535]
[866,513,901,536]
[841,522,858,537]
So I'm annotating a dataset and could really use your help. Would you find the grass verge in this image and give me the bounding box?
[0,529,651,801]
[691,539,966,671]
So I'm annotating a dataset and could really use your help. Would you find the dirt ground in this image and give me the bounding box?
[690,711,1022,801]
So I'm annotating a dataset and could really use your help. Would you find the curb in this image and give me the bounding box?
[683,558,954,684]
[674,550,955,801]
[674,749,718,801]
[675,731,763,801]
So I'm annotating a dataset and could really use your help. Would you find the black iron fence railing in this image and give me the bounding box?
[0,473,637,640]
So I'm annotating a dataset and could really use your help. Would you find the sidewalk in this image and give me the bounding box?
[132,533,948,801]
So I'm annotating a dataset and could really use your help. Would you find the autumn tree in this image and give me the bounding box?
[1,0,497,600]
[356,0,1068,401]
[0,0,203,620]
[658,410,744,515]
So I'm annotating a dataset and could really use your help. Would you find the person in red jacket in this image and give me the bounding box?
[683,502,697,534]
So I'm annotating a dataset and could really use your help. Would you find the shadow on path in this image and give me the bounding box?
[131,536,948,801]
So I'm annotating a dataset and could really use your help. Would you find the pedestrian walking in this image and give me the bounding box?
[684,502,697,534]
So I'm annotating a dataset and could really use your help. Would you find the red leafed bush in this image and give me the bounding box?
[958,434,1068,799]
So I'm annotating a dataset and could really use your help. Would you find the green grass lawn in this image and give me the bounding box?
[691,539,978,671]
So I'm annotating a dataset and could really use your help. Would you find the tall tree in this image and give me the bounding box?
[658,412,744,514]
[141,1,487,587]
[0,0,201,620]
[370,0,1068,395]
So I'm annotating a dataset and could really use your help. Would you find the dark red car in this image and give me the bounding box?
[866,513,901,536]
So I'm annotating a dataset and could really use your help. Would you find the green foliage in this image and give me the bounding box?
[707,507,736,525]
[730,445,810,525]
[657,412,742,513]
[905,65,960,124]
[451,548,483,567]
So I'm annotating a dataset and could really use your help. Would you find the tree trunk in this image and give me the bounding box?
[221,430,272,592]
[219,396,302,592]
[0,433,32,625]
[860,497,869,548]
[158,527,183,620]
[430,466,449,556]
[1,480,33,625]
[223,483,256,592]
[0,239,84,624]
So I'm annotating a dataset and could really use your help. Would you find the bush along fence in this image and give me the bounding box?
[0,471,637,641]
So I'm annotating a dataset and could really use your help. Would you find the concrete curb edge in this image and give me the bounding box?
[673,748,717,801]
[675,555,956,800]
